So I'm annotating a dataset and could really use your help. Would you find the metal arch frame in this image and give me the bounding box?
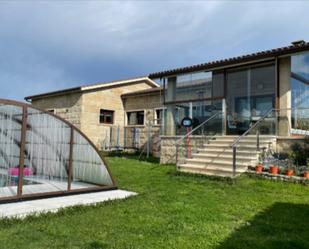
[0,98,117,203]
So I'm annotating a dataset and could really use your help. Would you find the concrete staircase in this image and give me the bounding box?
[178,135,275,177]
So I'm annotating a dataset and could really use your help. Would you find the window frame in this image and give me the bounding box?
[126,109,145,126]
[99,109,114,124]
[154,108,166,126]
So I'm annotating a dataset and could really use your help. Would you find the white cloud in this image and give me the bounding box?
[0,1,309,100]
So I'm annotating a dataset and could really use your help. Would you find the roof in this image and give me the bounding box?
[25,76,160,101]
[149,41,309,78]
[121,87,163,98]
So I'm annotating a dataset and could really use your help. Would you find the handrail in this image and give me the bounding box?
[175,111,222,145]
[230,108,274,148]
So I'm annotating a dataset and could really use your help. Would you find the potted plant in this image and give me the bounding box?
[255,163,263,173]
[285,167,294,177]
[269,164,279,175]
[280,159,294,177]
[298,160,309,179]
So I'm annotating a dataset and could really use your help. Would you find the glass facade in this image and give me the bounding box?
[163,71,224,135]
[163,62,276,136]
[226,63,276,134]
[291,52,309,131]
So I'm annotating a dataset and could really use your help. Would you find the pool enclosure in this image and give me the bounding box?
[0,99,116,203]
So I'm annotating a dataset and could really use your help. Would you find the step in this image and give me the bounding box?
[197,148,259,155]
[213,136,275,141]
[185,158,255,167]
[178,164,246,177]
[208,140,273,145]
[181,159,250,169]
[199,144,261,151]
[191,153,258,161]
[179,167,238,177]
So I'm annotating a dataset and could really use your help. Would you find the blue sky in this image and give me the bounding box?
[1,1,309,101]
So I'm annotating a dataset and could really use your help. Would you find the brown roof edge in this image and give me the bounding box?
[25,86,81,101]
[149,42,309,78]
[25,76,158,101]
[121,87,163,98]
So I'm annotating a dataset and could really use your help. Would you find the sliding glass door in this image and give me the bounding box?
[226,63,276,135]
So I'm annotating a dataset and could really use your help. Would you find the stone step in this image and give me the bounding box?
[208,139,272,145]
[213,135,276,141]
[200,144,261,151]
[182,159,252,167]
[197,148,259,155]
[176,135,275,178]
[191,153,258,161]
[178,164,246,177]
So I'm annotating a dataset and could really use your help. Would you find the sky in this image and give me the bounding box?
[1,1,309,101]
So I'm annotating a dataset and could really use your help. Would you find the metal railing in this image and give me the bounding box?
[230,107,309,176]
[175,111,223,166]
[230,108,274,176]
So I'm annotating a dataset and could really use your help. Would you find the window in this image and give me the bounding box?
[291,52,309,130]
[127,111,144,125]
[99,109,114,124]
[164,71,213,103]
[155,109,163,125]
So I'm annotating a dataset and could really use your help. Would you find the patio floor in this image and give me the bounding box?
[0,189,137,218]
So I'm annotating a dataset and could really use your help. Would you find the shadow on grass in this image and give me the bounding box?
[216,202,309,249]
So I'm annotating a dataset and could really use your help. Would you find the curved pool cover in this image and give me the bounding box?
[0,99,116,203]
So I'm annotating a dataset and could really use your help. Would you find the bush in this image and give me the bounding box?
[289,136,309,167]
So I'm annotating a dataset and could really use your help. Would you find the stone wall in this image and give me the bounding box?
[31,92,83,128]
[276,137,307,153]
[122,91,163,156]
[30,81,155,149]
[81,82,153,148]
[160,136,206,164]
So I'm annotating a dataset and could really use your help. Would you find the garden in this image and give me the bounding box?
[253,137,309,180]
[0,155,308,249]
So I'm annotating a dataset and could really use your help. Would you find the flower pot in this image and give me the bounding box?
[255,164,263,173]
[285,169,294,177]
[269,165,279,175]
[304,172,309,179]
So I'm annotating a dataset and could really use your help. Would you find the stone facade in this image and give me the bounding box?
[122,89,163,156]
[29,78,159,149]
[30,92,83,128]
[160,136,206,164]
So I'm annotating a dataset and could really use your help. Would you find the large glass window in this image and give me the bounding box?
[164,72,213,103]
[291,52,309,131]
[163,70,224,135]
[226,63,275,135]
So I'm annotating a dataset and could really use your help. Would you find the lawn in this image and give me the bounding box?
[0,156,309,249]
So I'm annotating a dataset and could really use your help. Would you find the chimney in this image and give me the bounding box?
[291,40,306,46]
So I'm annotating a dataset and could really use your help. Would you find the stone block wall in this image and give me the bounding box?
[31,92,83,129]
[160,136,206,164]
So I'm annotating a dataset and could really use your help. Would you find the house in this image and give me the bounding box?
[121,87,163,156]
[149,40,309,176]
[25,77,161,150]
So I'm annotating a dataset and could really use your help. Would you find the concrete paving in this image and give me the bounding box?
[0,189,137,219]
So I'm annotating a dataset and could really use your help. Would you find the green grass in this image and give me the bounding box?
[0,156,309,249]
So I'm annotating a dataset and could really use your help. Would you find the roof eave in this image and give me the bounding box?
[149,43,309,78]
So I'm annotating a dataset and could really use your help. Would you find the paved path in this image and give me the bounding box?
[0,190,137,219]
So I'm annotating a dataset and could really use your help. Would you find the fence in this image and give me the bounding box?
[101,123,162,157]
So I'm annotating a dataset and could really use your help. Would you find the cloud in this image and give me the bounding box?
[0,1,309,101]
